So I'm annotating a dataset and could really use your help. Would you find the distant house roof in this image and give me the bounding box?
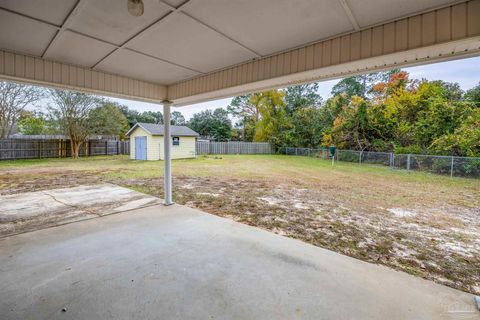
[126,123,199,137]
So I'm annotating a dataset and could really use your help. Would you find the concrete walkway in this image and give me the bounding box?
[0,184,162,237]
[0,204,478,320]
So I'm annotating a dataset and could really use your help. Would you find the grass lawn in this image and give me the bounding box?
[1,154,479,294]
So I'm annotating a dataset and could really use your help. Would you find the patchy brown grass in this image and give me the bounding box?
[0,155,479,294]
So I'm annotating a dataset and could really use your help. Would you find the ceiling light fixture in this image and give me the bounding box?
[127,0,144,17]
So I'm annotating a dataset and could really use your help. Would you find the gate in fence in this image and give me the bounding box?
[282,147,480,179]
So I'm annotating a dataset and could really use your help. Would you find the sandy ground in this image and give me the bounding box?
[0,156,478,295]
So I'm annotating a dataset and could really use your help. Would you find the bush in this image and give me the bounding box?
[394,145,424,155]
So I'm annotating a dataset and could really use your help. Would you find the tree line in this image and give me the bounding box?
[1,69,479,158]
[227,70,480,157]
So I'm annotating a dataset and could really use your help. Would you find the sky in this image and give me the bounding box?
[106,56,479,120]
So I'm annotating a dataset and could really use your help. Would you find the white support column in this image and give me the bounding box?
[163,101,173,205]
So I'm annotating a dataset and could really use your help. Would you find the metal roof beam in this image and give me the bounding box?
[338,0,360,31]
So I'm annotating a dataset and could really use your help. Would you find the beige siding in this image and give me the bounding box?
[159,136,197,160]
[147,135,161,161]
[129,127,196,160]
[0,50,166,103]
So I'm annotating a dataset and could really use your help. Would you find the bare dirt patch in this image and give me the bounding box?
[0,169,107,195]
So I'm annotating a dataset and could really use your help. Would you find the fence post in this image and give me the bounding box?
[407,154,411,172]
[105,140,108,155]
[359,151,363,164]
[450,156,454,178]
[117,141,120,155]
[390,152,394,168]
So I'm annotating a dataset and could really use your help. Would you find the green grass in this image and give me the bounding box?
[1,154,477,185]
[2,154,477,210]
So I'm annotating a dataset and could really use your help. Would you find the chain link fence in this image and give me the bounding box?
[280,147,480,179]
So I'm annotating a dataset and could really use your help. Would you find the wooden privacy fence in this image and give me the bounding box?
[0,139,129,160]
[196,141,272,155]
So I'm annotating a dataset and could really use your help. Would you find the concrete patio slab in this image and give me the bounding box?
[0,184,162,237]
[0,204,478,320]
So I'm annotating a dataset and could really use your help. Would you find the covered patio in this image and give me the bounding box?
[1,0,480,318]
[1,204,477,319]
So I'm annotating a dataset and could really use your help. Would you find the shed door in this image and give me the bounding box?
[135,136,147,160]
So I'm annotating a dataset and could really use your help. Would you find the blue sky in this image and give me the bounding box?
[112,56,480,120]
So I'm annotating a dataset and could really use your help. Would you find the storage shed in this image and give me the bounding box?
[126,123,199,161]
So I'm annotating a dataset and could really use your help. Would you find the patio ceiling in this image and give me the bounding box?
[0,0,479,104]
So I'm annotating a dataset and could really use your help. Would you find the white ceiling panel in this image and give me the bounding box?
[127,13,257,73]
[183,0,354,56]
[68,0,171,46]
[345,0,456,27]
[0,0,77,25]
[44,31,116,67]
[96,49,199,84]
[0,10,57,56]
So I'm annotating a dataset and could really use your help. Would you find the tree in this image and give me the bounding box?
[228,95,260,122]
[170,111,185,125]
[429,108,480,156]
[465,82,480,107]
[0,81,44,138]
[430,81,463,101]
[227,94,262,141]
[282,84,323,148]
[48,89,100,159]
[329,96,371,150]
[319,94,348,147]
[118,104,163,126]
[187,108,232,141]
[288,106,324,148]
[284,83,322,115]
[331,77,365,100]
[331,69,401,100]
[210,108,232,141]
[331,69,400,101]
[17,114,47,135]
[187,110,211,137]
[88,102,129,139]
[142,111,163,124]
[253,90,289,149]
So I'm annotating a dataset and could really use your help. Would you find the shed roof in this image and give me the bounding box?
[126,123,199,137]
